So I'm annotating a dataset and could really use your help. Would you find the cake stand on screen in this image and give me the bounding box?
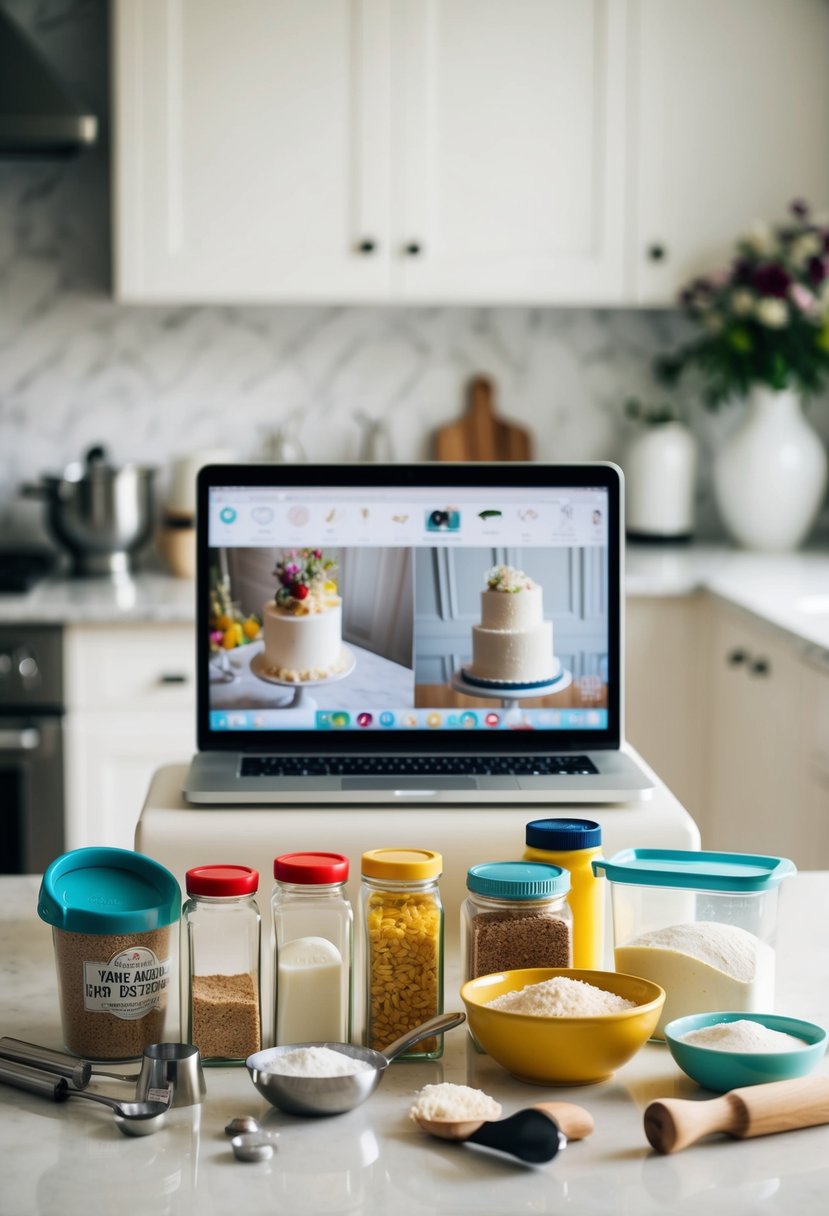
[250,648,356,710]
[450,657,572,710]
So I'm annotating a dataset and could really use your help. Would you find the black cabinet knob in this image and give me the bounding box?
[404,242,422,256]
[647,243,667,262]
[357,239,376,255]
[750,658,771,677]
[727,649,748,666]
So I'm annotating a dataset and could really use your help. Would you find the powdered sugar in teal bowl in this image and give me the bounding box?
[664,1011,827,1092]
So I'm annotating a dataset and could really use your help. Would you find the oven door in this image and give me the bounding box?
[0,715,64,873]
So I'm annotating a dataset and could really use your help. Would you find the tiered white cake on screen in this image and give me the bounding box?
[263,549,345,682]
[463,565,555,685]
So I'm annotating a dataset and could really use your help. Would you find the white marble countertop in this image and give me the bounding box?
[3,544,829,654]
[2,871,828,1216]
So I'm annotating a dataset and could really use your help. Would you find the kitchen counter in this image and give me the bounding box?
[3,544,829,652]
[2,872,828,1216]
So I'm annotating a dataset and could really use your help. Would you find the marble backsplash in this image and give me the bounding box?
[1,0,828,548]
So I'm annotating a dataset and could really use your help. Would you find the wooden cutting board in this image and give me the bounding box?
[433,376,533,462]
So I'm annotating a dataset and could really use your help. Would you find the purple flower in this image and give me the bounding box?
[808,256,827,286]
[752,263,791,298]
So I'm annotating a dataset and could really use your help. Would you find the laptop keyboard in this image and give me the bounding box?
[240,755,599,778]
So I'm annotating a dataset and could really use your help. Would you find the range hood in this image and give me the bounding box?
[0,6,97,157]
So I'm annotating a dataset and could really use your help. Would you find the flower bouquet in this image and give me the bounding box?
[657,200,829,407]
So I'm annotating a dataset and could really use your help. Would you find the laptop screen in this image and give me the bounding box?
[197,463,621,755]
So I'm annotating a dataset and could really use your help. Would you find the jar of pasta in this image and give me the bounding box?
[360,848,443,1059]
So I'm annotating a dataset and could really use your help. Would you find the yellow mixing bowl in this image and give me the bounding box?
[461,967,665,1085]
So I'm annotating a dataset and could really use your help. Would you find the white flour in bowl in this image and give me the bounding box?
[486,976,636,1016]
[615,921,775,1037]
[680,1019,807,1053]
[263,1046,372,1077]
[409,1083,502,1122]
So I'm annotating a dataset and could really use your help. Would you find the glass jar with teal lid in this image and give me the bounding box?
[461,861,573,988]
[38,847,181,1060]
[524,818,603,969]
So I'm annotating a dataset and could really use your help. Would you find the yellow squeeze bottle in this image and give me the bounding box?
[523,819,603,969]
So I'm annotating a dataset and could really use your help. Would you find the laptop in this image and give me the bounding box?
[183,461,653,804]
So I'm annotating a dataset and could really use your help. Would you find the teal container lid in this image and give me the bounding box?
[38,848,181,935]
[526,818,602,851]
[591,848,796,892]
[467,861,570,899]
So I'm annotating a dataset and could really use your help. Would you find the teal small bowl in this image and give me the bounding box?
[664,1012,827,1092]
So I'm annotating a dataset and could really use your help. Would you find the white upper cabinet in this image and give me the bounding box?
[113,0,829,305]
[114,0,392,301]
[631,0,829,304]
[391,0,628,303]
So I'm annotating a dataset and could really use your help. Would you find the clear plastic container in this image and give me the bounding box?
[461,861,572,983]
[272,851,353,1045]
[181,864,262,1064]
[524,818,603,969]
[592,849,796,1037]
[360,848,443,1059]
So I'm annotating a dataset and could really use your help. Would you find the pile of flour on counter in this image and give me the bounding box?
[486,976,636,1016]
[615,921,775,1035]
[409,1084,502,1122]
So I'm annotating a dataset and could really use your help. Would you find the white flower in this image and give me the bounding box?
[790,233,821,265]
[743,221,777,257]
[755,297,788,328]
[730,289,755,316]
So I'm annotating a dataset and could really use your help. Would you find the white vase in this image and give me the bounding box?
[713,386,828,551]
[624,421,698,541]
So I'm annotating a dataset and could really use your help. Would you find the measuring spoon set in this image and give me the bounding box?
[0,1036,205,1135]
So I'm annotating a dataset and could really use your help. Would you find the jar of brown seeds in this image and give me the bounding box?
[461,862,573,988]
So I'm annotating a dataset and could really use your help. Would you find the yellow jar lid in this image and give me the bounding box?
[361,848,443,881]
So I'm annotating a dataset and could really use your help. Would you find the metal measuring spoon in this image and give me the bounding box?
[0,1058,169,1135]
[0,1037,139,1087]
[246,1011,466,1117]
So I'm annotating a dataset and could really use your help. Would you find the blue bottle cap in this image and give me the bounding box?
[525,818,602,851]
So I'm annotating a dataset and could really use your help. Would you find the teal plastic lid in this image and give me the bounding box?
[591,849,796,892]
[38,848,181,935]
[467,861,570,900]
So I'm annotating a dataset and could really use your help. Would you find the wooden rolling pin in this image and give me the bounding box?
[645,1076,829,1154]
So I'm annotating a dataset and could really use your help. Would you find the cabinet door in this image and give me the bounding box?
[633,0,829,304]
[393,0,628,303]
[114,0,391,301]
[703,605,807,862]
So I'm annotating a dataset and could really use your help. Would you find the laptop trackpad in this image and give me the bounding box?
[341,777,477,791]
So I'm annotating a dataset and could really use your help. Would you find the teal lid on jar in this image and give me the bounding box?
[526,818,602,851]
[591,849,796,892]
[466,861,570,900]
[38,847,181,935]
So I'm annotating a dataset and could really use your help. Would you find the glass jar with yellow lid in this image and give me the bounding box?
[360,848,443,1059]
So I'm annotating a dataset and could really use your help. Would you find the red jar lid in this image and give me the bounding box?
[185,864,259,897]
[274,852,349,884]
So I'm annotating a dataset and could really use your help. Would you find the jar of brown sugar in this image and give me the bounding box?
[37,848,181,1060]
[461,862,573,985]
[181,865,262,1065]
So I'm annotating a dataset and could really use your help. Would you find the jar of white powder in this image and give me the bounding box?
[592,849,796,1037]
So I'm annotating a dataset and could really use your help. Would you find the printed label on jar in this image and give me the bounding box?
[82,947,171,1020]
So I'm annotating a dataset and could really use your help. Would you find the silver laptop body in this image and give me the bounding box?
[184,461,653,805]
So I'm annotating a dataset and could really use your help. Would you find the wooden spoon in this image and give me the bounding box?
[644,1075,829,1154]
[414,1101,594,1164]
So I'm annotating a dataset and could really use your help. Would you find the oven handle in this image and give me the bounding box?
[0,728,41,751]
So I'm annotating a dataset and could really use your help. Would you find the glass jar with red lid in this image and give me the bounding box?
[271,852,353,1045]
[181,864,262,1064]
